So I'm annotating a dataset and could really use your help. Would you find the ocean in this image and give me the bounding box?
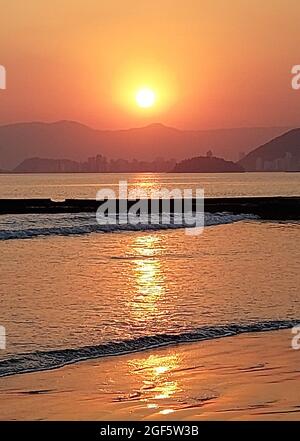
[0,172,299,377]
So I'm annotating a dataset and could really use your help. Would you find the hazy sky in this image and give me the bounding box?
[0,0,299,129]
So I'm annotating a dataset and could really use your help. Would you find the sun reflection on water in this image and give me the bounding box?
[128,234,167,322]
[128,352,181,415]
[122,233,180,414]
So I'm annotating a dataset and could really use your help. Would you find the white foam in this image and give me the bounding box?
[0,212,258,240]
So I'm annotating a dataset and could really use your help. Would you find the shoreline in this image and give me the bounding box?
[0,319,298,379]
[1,329,299,420]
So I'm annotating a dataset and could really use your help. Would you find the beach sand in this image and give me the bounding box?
[0,329,299,421]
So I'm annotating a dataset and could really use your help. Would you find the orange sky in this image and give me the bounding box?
[0,0,299,129]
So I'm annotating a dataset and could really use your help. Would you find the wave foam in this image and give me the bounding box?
[0,319,297,377]
[0,212,258,240]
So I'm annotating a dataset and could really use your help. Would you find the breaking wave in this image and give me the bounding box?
[0,212,258,240]
[0,319,297,377]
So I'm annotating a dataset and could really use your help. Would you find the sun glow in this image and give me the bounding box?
[115,64,176,117]
[135,88,156,108]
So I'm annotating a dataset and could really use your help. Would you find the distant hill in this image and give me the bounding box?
[239,129,300,171]
[14,157,81,173]
[0,120,290,170]
[172,156,244,173]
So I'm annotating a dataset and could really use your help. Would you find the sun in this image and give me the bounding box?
[135,88,156,108]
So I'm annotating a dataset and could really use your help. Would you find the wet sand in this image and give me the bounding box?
[0,329,299,420]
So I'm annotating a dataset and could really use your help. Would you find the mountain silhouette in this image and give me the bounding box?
[239,128,300,171]
[0,120,290,170]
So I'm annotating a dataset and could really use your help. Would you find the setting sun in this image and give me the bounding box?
[135,88,156,108]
